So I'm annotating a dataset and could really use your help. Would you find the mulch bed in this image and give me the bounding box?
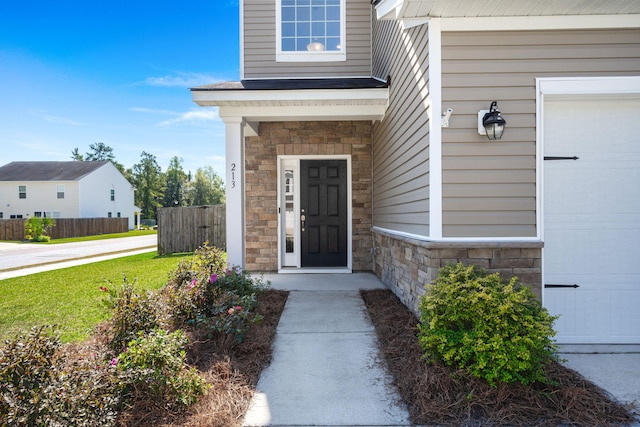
[118,289,289,427]
[361,288,639,427]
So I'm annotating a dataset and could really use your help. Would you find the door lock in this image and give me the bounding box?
[300,214,306,232]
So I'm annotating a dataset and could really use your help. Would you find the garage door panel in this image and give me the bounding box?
[543,95,640,344]
[545,229,595,274]
[611,291,640,340]
[546,289,599,342]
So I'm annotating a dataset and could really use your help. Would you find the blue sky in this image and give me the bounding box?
[0,0,240,178]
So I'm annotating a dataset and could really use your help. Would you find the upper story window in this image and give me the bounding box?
[110,189,115,201]
[57,185,65,199]
[276,0,346,62]
[18,185,26,199]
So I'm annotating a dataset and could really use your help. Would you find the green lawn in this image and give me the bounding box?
[0,251,190,344]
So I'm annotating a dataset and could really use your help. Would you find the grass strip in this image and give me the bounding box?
[0,251,189,343]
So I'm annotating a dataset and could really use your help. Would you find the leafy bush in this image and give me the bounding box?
[168,242,227,287]
[115,329,209,408]
[0,326,120,427]
[24,217,55,242]
[101,277,162,353]
[163,245,268,343]
[418,263,558,386]
[164,273,265,343]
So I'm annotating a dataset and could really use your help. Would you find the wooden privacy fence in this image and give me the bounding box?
[0,218,128,241]
[157,205,226,255]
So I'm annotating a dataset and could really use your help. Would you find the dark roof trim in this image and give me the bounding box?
[191,77,389,92]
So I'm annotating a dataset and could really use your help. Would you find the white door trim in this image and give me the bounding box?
[277,155,352,273]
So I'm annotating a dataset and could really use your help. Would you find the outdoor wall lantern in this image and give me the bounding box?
[478,101,506,140]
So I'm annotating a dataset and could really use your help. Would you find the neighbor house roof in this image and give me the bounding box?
[0,161,110,181]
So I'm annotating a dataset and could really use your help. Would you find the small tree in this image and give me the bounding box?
[24,217,55,242]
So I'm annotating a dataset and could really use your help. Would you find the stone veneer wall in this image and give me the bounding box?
[372,228,543,316]
[244,121,373,271]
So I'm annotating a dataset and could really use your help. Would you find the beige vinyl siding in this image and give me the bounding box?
[441,28,640,238]
[243,0,371,78]
[372,19,430,236]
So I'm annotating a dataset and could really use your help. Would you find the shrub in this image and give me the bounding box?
[168,242,227,287]
[163,250,268,343]
[101,277,162,354]
[418,263,558,386]
[24,217,55,242]
[0,326,120,427]
[115,329,209,408]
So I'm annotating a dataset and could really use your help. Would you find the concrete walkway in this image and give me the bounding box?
[242,273,411,427]
[243,273,640,427]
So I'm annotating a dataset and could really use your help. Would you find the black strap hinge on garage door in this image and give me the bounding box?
[545,284,580,288]
[544,156,579,161]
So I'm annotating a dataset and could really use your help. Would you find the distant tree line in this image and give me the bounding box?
[72,143,225,219]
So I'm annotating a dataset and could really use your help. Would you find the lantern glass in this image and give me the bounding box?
[481,102,506,140]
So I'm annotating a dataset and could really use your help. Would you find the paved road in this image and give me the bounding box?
[0,235,157,280]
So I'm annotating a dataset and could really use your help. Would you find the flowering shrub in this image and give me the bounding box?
[115,329,208,408]
[0,326,120,427]
[168,242,227,287]
[101,276,162,353]
[418,263,558,386]
[164,244,269,343]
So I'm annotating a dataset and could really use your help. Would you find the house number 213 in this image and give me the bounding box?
[230,163,236,189]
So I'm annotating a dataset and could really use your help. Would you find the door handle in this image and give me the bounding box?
[301,214,306,232]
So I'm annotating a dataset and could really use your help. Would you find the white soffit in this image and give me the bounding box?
[376,0,640,30]
[376,0,640,20]
[191,88,390,122]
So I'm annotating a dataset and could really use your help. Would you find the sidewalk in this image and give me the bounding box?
[242,273,411,427]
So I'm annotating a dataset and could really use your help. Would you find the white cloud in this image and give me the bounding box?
[158,109,220,126]
[129,107,177,116]
[143,72,223,88]
[34,110,82,126]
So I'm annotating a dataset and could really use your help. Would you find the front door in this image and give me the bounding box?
[300,160,348,267]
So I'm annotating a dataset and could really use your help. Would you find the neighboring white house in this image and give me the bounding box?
[0,161,138,230]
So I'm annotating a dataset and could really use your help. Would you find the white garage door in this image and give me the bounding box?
[543,95,640,344]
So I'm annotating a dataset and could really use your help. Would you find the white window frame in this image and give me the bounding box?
[275,0,346,62]
[56,184,65,199]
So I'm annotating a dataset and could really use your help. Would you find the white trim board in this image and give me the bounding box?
[438,15,640,31]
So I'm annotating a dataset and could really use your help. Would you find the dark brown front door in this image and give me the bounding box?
[300,160,348,267]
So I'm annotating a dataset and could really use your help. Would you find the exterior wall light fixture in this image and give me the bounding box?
[478,101,506,140]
